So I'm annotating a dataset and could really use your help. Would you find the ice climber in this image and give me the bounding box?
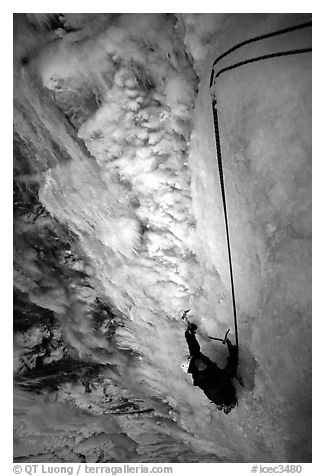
[181,318,238,414]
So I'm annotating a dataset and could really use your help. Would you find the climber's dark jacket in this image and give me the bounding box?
[185,329,238,407]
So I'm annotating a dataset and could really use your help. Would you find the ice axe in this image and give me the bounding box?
[208,328,231,344]
[181,309,197,332]
[182,311,229,341]
[181,309,191,324]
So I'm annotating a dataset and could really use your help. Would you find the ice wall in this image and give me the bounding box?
[13,13,311,463]
[188,13,312,460]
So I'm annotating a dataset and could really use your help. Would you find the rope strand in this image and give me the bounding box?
[209,20,311,86]
[211,100,239,353]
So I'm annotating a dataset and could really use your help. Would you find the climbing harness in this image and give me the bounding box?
[209,20,312,360]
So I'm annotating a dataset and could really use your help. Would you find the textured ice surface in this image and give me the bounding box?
[13,13,311,462]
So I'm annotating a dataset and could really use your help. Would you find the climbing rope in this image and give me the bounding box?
[213,48,311,81]
[209,20,312,87]
[211,101,239,354]
[210,20,312,359]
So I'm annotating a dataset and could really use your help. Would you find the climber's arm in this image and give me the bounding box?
[185,329,200,356]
